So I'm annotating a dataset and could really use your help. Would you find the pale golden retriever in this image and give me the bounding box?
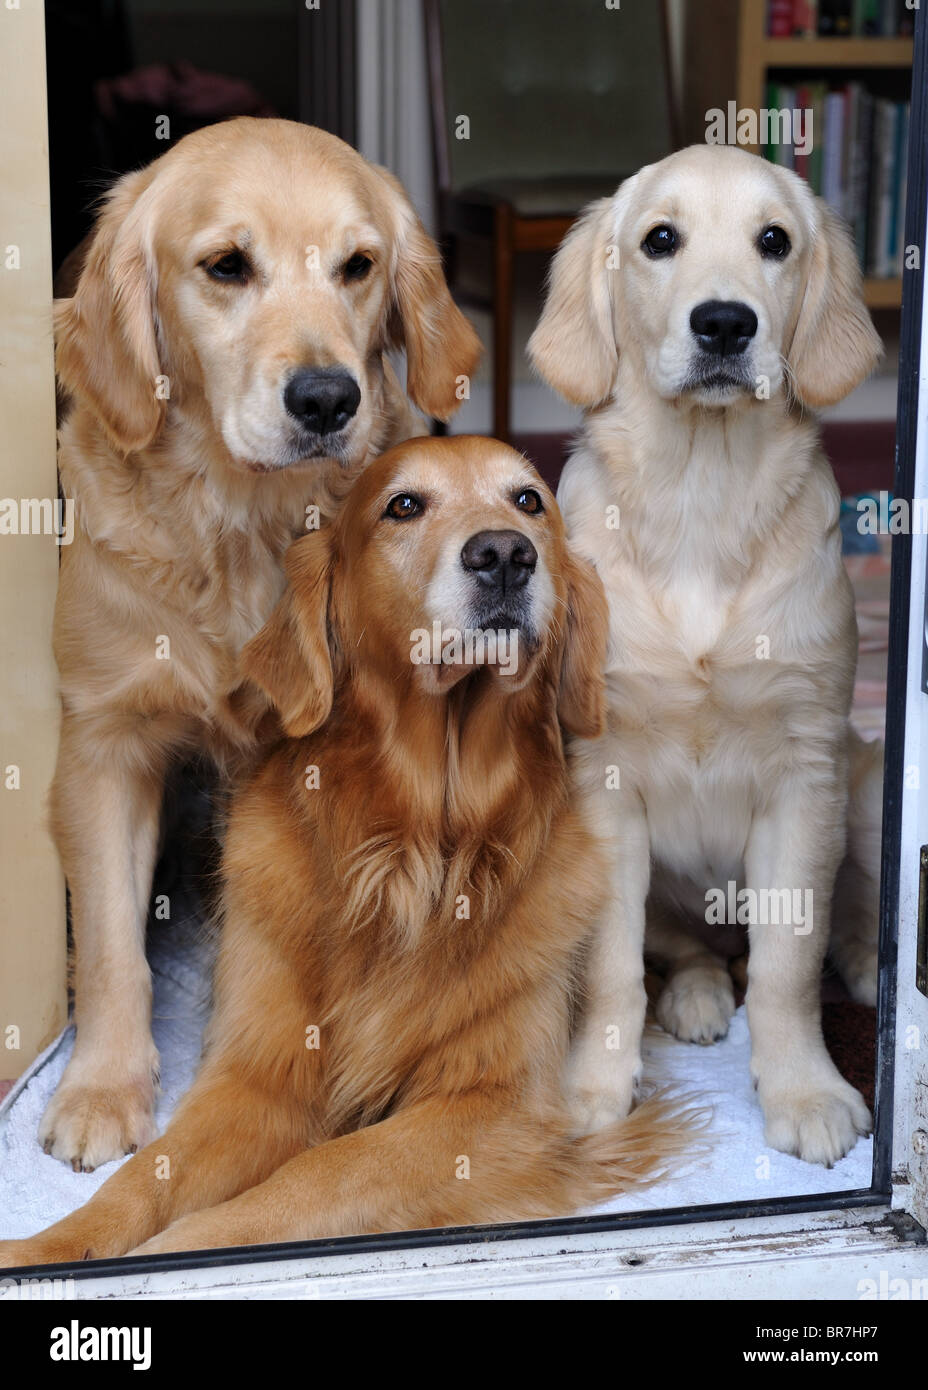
[0,438,698,1266]
[529,144,883,1166]
[42,117,481,1171]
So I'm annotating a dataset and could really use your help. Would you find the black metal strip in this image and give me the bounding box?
[2,1189,888,1283]
[873,2,928,1192]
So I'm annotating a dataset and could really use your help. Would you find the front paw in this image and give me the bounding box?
[565,1040,641,1136]
[656,966,735,1045]
[39,1058,159,1171]
[758,1071,872,1166]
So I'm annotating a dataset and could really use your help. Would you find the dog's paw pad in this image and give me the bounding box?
[39,1079,157,1171]
[656,968,735,1045]
[564,1057,641,1136]
[762,1083,872,1167]
[567,1092,630,1137]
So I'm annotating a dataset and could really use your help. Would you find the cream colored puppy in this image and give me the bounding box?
[529,144,882,1166]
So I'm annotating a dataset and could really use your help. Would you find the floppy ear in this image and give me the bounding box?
[557,550,609,740]
[54,167,165,453]
[240,529,335,738]
[528,196,619,408]
[787,198,883,408]
[379,167,482,421]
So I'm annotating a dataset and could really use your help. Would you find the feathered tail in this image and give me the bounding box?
[564,1090,713,1208]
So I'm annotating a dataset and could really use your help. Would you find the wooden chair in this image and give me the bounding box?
[425,0,675,441]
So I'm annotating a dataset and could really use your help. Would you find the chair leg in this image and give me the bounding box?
[439,230,458,287]
[432,231,457,436]
[492,203,514,443]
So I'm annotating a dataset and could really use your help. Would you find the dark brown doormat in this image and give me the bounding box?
[822,1001,877,1114]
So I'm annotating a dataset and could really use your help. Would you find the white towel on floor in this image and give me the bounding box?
[0,911,215,1239]
[0,916,872,1240]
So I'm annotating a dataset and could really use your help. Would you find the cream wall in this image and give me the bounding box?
[0,0,67,1079]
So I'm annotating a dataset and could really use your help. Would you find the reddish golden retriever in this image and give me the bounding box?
[2,437,695,1264]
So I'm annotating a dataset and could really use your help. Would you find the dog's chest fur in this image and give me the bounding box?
[223,736,608,1130]
[559,405,856,885]
[55,416,345,756]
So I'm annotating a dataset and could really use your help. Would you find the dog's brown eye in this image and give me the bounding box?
[642,225,676,257]
[514,488,544,515]
[344,253,373,282]
[204,251,249,283]
[759,225,791,259]
[384,493,424,521]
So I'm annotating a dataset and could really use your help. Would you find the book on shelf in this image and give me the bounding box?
[768,0,794,36]
[793,0,819,35]
[818,0,852,35]
[765,78,910,277]
[852,0,881,35]
[766,0,914,34]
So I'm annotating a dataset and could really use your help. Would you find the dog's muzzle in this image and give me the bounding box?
[283,366,361,438]
[460,528,537,630]
[684,300,759,395]
[690,300,758,358]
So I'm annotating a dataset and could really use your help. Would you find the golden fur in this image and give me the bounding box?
[1,438,699,1264]
[42,118,481,1171]
[528,145,883,1166]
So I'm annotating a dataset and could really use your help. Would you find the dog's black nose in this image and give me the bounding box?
[461,529,537,592]
[690,300,758,357]
[283,368,361,435]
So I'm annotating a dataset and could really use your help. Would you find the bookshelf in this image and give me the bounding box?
[689,0,914,308]
[862,274,905,307]
[759,37,913,66]
[738,1,913,113]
